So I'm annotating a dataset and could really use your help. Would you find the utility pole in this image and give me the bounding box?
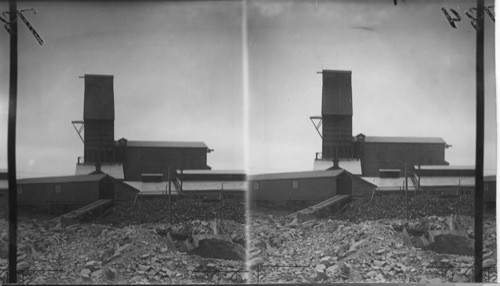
[418,164,421,192]
[474,0,485,281]
[7,0,18,283]
[168,167,172,225]
[3,5,44,283]
[405,163,408,220]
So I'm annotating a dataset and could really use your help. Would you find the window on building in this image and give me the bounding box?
[55,184,62,194]
[292,180,299,189]
[253,182,259,190]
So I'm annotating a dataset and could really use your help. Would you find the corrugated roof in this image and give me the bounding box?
[126,140,208,149]
[313,159,362,175]
[249,170,344,181]
[83,75,115,120]
[181,181,247,191]
[419,176,475,187]
[75,163,124,179]
[18,174,107,185]
[365,136,446,144]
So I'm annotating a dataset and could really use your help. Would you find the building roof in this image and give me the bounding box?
[419,176,475,187]
[126,140,208,149]
[178,169,246,175]
[484,175,496,182]
[18,174,107,185]
[415,165,475,170]
[124,181,178,195]
[181,181,247,191]
[250,170,344,181]
[75,163,124,179]
[360,177,415,191]
[83,74,115,120]
[364,136,446,144]
[313,159,362,175]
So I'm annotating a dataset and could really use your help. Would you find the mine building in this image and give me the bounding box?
[249,169,351,208]
[5,73,244,214]
[484,175,496,209]
[251,69,483,207]
[73,75,211,184]
[0,169,7,199]
[69,74,244,199]
[311,70,450,177]
[15,174,138,213]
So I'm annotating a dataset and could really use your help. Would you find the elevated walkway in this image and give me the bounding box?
[54,199,114,224]
[71,199,113,216]
[287,195,350,219]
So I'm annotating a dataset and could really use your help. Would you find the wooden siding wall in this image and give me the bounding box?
[322,115,353,159]
[113,181,138,201]
[351,177,375,197]
[250,176,337,203]
[484,180,496,203]
[84,120,115,163]
[17,182,100,206]
[99,178,115,199]
[124,147,209,181]
[321,71,352,116]
[361,142,446,177]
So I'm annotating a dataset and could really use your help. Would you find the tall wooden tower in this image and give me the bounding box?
[321,70,353,159]
[82,74,115,163]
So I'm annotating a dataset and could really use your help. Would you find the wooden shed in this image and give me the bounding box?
[484,175,496,209]
[17,174,138,211]
[249,169,351,207]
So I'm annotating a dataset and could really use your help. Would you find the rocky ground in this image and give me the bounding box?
[249,194,496,284]
[330,193,474,221]
[0,198,247,284]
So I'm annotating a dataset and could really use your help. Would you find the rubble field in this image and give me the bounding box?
[249,194,496,284]
[330,193,474,221]
[0,198,247,284]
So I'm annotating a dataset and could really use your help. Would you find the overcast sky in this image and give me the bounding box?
[0,1,244,178]
[248,0,497,175]
[0,0,497,178]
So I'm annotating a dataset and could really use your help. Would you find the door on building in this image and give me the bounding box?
[336,174,352,196]
[99,177,115,200]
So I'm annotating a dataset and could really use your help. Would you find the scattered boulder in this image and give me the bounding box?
[81,268,91,281]
[248,257,264,270]
[424,233,474,256]
[188,239,245,261]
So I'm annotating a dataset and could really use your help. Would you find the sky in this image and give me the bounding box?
[0,1,244,178]
[247,0,497,175]
[0,0,497,178]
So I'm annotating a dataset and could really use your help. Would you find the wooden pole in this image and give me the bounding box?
[474,0,485,282]
[8,0,18,283]
[168,167,172,224]
[405,163,408,220]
